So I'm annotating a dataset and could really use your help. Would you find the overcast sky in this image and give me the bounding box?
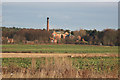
[2,0,119,2]
[2,2,118,31]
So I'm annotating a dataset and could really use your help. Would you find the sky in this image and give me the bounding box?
[2,2,118,31]
[2,0,120,2]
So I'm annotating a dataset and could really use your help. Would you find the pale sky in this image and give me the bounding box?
[1,0,120,2]
[2,2,118,31]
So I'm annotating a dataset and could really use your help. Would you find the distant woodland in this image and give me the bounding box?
[1,27,120,46]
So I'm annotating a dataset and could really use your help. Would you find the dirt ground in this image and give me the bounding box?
[1,53,118,58]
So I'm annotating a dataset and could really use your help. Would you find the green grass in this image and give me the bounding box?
[71,57,118,73]
[2,57,119,73]
[2,58,32,68]
[2,44,118,53]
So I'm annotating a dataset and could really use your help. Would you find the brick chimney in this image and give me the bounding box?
[47,17,49,31]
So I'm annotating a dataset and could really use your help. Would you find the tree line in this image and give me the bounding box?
[2,27,119,46]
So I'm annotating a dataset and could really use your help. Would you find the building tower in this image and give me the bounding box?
[47,17,49,31]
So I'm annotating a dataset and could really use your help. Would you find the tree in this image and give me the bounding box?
[103,29,117,46]
[79,29,86,37]
[65,30,70,33]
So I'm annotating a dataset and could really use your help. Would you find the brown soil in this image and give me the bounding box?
[1,53,118,58]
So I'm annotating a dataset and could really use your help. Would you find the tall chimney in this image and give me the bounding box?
[47,17,49,31]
